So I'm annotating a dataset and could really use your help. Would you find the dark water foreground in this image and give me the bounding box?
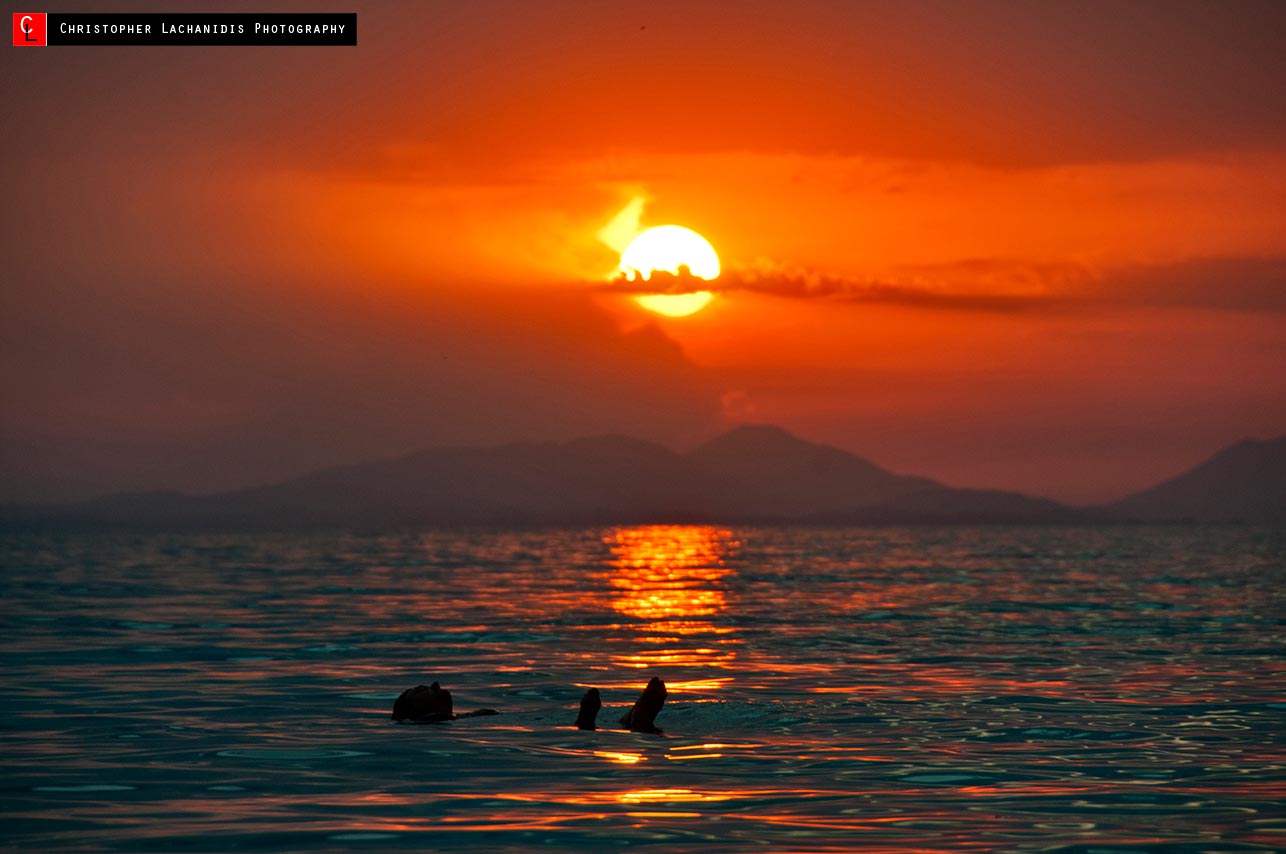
[2,525,1284,852]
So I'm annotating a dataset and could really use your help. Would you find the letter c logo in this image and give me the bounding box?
[11,12,45,46]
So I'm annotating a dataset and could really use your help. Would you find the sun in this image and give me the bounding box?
[619,225,720,317]
[620,225,721,281]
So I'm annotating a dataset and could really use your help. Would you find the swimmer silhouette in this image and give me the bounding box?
[391,681,498,722]
[392,678,664,731]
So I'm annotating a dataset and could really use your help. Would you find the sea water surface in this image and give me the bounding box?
[2,525,1284,852]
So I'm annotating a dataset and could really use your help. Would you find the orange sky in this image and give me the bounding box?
[2,0,1284,503]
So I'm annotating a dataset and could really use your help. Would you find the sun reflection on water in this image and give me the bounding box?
[603,526,740,673]
[614,788,733,804]
[593,750,647,765]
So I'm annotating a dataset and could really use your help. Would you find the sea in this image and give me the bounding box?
[2,525,1284,853]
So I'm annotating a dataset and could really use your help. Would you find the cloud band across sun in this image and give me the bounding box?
[601,255,1286,314]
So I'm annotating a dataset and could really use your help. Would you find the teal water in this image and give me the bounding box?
[2,525,1284,852]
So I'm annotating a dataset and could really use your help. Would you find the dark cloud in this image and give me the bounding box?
[606,257,1286,314]
[607,266,1056,311]
[1102,257,1286,313]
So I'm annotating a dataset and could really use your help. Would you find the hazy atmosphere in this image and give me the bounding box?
[4,0,1284,506]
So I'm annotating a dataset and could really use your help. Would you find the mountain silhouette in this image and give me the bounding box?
[1107,436,1286,523]
[3,425,1074,529]
[688,425,938,516]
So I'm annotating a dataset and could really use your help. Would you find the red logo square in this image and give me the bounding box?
[13,12,47,46]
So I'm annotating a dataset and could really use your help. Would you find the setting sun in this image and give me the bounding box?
[620,225,720,317]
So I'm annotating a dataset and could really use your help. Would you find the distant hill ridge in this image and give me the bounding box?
[1,425,1067,528]
[1107,436,1286,523]
[3,426,1281,529]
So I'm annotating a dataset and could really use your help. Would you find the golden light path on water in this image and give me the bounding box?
[601,525,740,683]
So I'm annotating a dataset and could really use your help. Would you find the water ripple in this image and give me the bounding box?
[2,525,1283,852]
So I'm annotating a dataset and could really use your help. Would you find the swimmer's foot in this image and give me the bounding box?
[619,677,667,734]
[575,687,601,730]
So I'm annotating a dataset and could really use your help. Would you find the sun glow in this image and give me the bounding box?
[634,292,716,317]
[619,225,720,317]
